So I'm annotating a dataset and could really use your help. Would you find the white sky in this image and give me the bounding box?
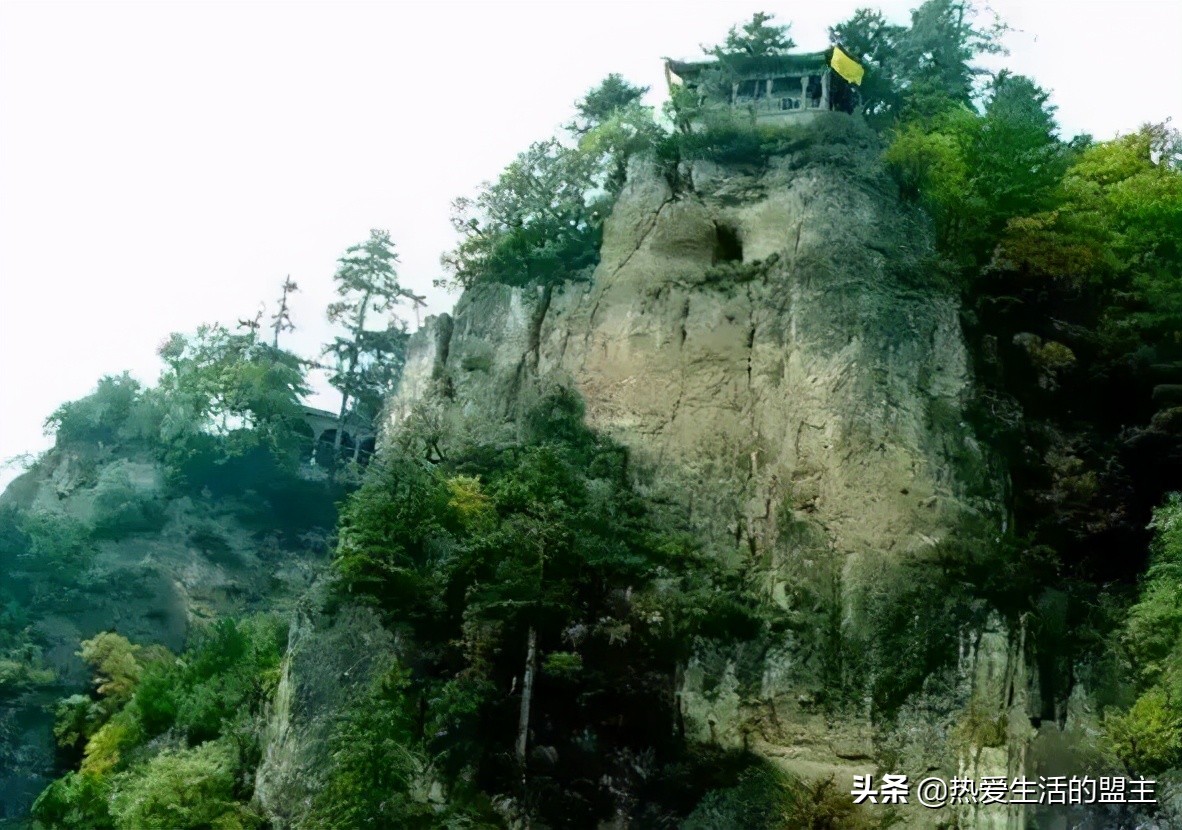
[2,0,1180,490]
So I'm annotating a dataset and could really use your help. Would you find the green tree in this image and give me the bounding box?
[994,123,1182,351]
[333,451,452,618]
[310,664,436,828]
[831,0,1005,126]
[567,74,649,136]
[440,140,605,289]
[330,389,764,825]
[566,75,665,196]
[322,229,410,457]
[45,373,147,448]
[31,771,114,830]
[885,72,1065,265]
[883,106,975,249]
[708,11,795,59]
[269,276,298,348]
[967,72,1068,251]
[829,9,906,126]
[78,632,147,708]
[578,102,665,197]
[1102,495,1182,773]
[107,739,257,829]
[35,616,285,827]
[18,510,94,580]
[156,323,309,465]
[897,0,1006,120]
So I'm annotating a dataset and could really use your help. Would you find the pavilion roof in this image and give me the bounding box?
[665,51,829,81]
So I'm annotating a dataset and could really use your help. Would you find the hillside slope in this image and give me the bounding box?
[0,446,333,822]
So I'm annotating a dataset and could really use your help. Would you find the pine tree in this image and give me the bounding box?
[322,230,409,460]
[270,276,298,348]
[708,11,795,58]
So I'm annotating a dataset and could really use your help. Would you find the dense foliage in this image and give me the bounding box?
[843,0,1182,787]
[8,233,407,825]
[440,73,666,291]
[830,0,1006,126]
[43,229,415,479]
[31,617,284,829]
[441,140,608,290]
[13,2,1182,826]
[322,229,412,431]
[322,388,784,825]
[888,80,1182,738]
[1106,496,1182,773]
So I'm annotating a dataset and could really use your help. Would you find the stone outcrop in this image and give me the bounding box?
[385,119,1030,826]
[254,598,398,828]
[0,450,324,820]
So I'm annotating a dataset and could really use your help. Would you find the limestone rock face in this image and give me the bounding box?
[387,127,1025,825]
[397,146,999,563]
[254,600,397,828]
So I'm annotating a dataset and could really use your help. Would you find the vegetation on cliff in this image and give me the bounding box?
[32,618,284,828]
[312,385,890,827]
[9,2,1182,828]
[3,230,412,825]
[867,5,1182,805]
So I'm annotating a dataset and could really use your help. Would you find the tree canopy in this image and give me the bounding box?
[441,139,607,290]
[830,0,1006,126]
[707,11,795,58]
[322,229,411,449]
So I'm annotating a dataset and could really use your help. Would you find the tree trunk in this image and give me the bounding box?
[515,626,538,766]
[332,389,350,456]
[333,292,371,458]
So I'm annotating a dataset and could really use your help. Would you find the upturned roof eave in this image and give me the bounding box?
[664,51,830,79]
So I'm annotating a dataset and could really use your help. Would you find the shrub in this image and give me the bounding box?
[79,632,147,707]
[1103,494,1182,774]
[144,616,286,744]
[36,616,285,828]
[81,707,144,777]
[542,650,584,680]
[19,509,94,578]
[0,652,54,696]
[108,739,259,829]
[31,771,114,830]
[684,764,875,830]
[1124,494,1182,680]
[682,762,797,830]
[1105,687,1182,774]
[328,390,776,825]
[54,693,105,751]
[333,452,452,614]
[311,664,438,828]
[45,373,146,448]
[661,112,878,169]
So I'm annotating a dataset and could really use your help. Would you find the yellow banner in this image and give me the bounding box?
[830,45,865,86]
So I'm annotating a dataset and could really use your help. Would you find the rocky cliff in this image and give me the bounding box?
[0,449,329,822]
[381,117,1033,828]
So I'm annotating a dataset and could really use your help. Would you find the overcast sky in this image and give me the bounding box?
[2,0,1180,490]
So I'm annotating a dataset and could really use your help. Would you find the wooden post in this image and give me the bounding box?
[821,70,831,111]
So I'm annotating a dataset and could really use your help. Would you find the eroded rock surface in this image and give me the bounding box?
[0,451,325,820]
[387,126,1027,826]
